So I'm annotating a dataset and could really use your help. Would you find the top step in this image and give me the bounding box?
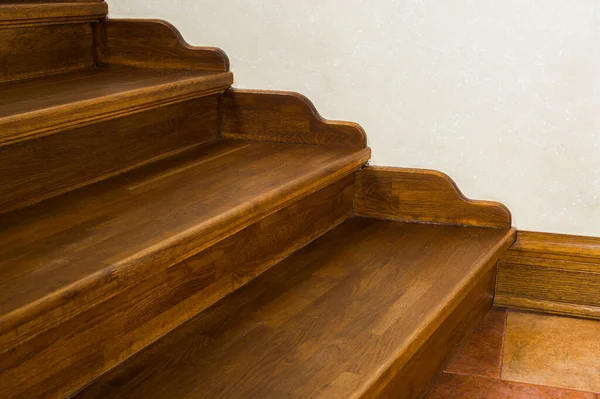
[0,66,233,146]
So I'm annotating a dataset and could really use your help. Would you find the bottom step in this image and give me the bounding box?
[74,219,515,399]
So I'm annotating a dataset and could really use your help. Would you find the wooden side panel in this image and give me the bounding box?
[363,264,498,399]
[220,89,368,149]
[94,19,229,71]
[0,2,107,28]
[495,231,600,319]
[354,166,511,229]
[0,95,219,215]
[0,175,353,399]
[0,23,94,83]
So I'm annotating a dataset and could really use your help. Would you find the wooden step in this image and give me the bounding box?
[0,139,369,398]
[72,218,516,399]
[0,66,233,146]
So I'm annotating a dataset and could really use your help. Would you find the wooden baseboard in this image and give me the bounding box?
[495,231,600,320]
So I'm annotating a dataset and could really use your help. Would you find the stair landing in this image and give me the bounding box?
[73,218,515,399]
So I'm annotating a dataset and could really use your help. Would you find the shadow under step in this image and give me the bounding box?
[74,218,515,399]
[0,138,369,398]
[0,66,233,146]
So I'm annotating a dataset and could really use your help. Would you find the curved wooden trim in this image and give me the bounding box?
[354,166,512,228]
[94,19,229,71]
[220,89,367,149]
[0,2,107,28]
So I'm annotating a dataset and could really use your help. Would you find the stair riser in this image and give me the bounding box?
[0,96,218,215]
[0,175,354,399]
[0,23,95,83]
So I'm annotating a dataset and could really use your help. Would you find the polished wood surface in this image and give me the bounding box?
[0,96,218,215]
[0,23,94,83]
[0,1,107,28]
[94,19,229,71]
[72,219,515,399]
[354,166,511,228]
[368,262,499,399]
[0,176,354,399]
[0,66,233,146]
[220,89,367,149]
[0,139,368,351]
[495,231,600,319]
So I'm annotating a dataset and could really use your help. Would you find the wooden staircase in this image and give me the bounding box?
[0,2,515,398]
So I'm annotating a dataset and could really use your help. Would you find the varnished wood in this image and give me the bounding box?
[0,96,218,215]
[495,231,600,320]
[220,89,367,149]
[354,166,511,229]
[365,263,498,399]
[94,19,229,71]
[0,176,354,399]
[72,219,515,399]
[0,140,369,353]
[0,66,233,146]
[0,23,94,83]
[0,2,107,28]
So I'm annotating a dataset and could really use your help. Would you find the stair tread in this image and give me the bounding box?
[73,218,515,399]
[0,66,233,146]
[0,139,369,333]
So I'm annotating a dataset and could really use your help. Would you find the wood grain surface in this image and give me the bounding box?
[0,2,107,28]
[0,175,354,399]
[71,219,515,399]
[0,139,368,353]
[354,166,511,229]
[0,66,233,146]
[495,231,600,319]
[0,96,219,215]
[220,89,367,149]
[94,19,229,71]
[0,23,94,83]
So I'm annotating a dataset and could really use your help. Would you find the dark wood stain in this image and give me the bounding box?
[0,95,219,215]
[0,3,525,398]
[0,176,354,399]
[0,66,233,146]
[71,220,515,399]
[220,88,367,149]
[0,23,94,83]
[94,19,230,71]
[0,139,368,355]
[496,231,600,320]
[0,2,107,28]
[354,166,512,229]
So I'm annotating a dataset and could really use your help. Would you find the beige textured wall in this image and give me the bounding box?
[107,0,600,236]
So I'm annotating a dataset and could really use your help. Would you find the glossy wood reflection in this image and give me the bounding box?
[73,220,515,399]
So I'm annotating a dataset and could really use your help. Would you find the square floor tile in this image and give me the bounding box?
[446,307,507,378]
[424,373,595,399]
[502,311,600,393]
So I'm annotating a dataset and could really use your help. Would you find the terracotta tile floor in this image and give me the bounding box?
[425,308,600,399]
